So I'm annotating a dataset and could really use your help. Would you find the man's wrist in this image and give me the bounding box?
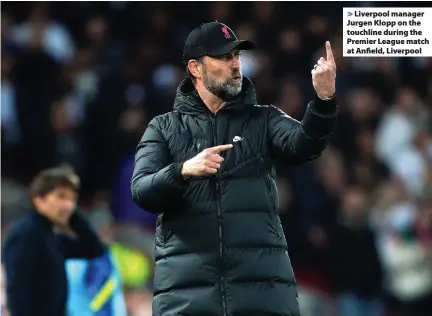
[179,162,191,181]
[318,96,333,101]
[313,92,337,113]
[316,91,335,100]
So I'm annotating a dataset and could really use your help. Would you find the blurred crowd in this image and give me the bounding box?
[1,1,432,316]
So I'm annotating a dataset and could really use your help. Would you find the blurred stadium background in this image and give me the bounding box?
[1,1,431,316]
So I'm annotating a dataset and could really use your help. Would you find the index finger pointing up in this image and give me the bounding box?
[325,41,335,64]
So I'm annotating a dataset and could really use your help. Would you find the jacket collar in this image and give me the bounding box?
[31,210,55,230]
[173,76,257,115]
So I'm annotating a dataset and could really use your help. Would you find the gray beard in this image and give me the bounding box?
[203,72,242,101]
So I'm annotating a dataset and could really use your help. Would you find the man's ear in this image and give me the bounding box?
[188,59,202,79]
[33,195,45,209]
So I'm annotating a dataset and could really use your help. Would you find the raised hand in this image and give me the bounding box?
[181,144,233,177]
[311,41,337,100]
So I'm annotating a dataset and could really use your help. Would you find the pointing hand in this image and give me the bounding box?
[311,41,337,100]
[181,144,233,177]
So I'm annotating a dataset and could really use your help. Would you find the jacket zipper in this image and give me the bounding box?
[212,116,227,316]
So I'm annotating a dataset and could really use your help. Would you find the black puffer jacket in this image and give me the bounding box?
[131,77,338,316]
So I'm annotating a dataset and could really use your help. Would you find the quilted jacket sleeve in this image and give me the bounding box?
[131,117,187,214]
[268,93,338,163]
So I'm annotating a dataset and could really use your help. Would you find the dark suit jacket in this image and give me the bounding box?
[2,210,106,316]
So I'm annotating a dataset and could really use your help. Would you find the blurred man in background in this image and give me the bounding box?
[131,21,337,316]
[2,165,106,316]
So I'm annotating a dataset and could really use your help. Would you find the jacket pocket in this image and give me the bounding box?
[156,214,164,244]
[156,214,172,245]
[261,158,276,212]
[261,158,282,239]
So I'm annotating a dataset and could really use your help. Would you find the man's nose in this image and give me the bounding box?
[232,56,241,68]
[64,200,75,210]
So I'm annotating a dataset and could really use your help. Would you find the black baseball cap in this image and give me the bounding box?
[182,21,256,65]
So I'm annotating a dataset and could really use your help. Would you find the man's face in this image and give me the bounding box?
[200,49,243,100]
[35,186,77,226]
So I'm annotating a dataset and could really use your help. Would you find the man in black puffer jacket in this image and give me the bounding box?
[131,21,338,316]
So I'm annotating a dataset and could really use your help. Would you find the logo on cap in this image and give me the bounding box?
[221,26,231,39]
